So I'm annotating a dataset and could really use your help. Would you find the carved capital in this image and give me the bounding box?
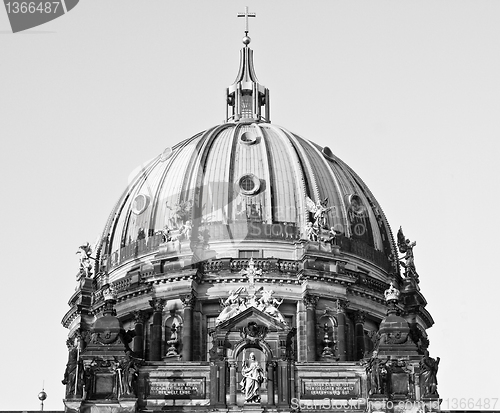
[181,292,196,309]
[354,310,366,324]
[303,293,319,310]
[149,298,166,312]
[266,361,277,369]
[335,298,349,313]
[133,310,147,325]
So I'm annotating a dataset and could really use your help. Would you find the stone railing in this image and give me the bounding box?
[202,258,301,274]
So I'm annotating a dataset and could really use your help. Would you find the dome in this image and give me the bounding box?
[62,20,439,412]
[100,122,396,276]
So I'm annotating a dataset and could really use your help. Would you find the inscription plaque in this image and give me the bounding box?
[301,378,360,399]
[148,377,206,399]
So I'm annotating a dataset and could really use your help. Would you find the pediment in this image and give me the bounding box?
[216,306,289,332]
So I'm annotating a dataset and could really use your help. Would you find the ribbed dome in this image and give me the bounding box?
[100,121,396,275]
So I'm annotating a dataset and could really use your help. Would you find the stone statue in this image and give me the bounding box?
[306,197,332,229]
[397,227,418,279]
[240,352,264,403]
[159,225,172,243]
[420,351,440,397]
[62,339,83,398]
[165,324,180,358]
[137,227,146,241]
[365,351,387,396]
[305,221,318,241]
[76,243,93,278]
[215,287,246,325]
[326,226,337,245]
[258,289,286,324]
[179,220,192,241]
[118,351,142,397]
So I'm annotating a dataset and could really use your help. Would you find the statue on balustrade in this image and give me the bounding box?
[240,352,265,403]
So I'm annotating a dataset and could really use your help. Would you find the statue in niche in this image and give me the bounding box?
[397,226,418,279]
[118,351,143,397]
[420,351,440,397]
[165,324,180,357]
[76,242,94,279]
[240,352,265,403]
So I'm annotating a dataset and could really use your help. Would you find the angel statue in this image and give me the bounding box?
[215,287,246,325]
[76,242,94,279]
[258,289,287,324]
[397,227,418,279]
[306,197,332,229]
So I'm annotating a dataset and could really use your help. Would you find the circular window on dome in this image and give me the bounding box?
[240,131,257,145]
[132,194,150,215]
[322,146,335,161]
[238,174,261,195]
[160,147,173,162]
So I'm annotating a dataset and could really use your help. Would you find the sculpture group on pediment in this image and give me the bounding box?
[215,284,287,326]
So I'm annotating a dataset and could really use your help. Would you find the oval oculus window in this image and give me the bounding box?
[238,174,260,195]
[132,194,150,215]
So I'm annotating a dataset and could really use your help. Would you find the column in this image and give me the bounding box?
[336,299,349,361]
[229,361,237,406]
[181,292,196,361]
[303,293,319,362]
[276,360,290,407]
[133,310,146,358]
[267,361,276,406]
[355,310,366,360]
[149,298,165,361]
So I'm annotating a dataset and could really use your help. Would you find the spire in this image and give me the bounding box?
[226,7,270,123]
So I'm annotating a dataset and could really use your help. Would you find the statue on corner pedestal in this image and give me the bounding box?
[240,352,264,403]
[420,350,440,398]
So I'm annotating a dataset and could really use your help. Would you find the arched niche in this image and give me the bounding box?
[317,314,338,360]
[164,314,182,357]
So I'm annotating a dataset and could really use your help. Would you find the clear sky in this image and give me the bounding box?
[1,1,499,410]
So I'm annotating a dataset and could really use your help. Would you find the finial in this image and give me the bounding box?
[227,7,270,123]
[238,6,256,46]
[38,382,47,411]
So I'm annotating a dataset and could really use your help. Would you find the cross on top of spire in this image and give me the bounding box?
[237,6,256,35]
